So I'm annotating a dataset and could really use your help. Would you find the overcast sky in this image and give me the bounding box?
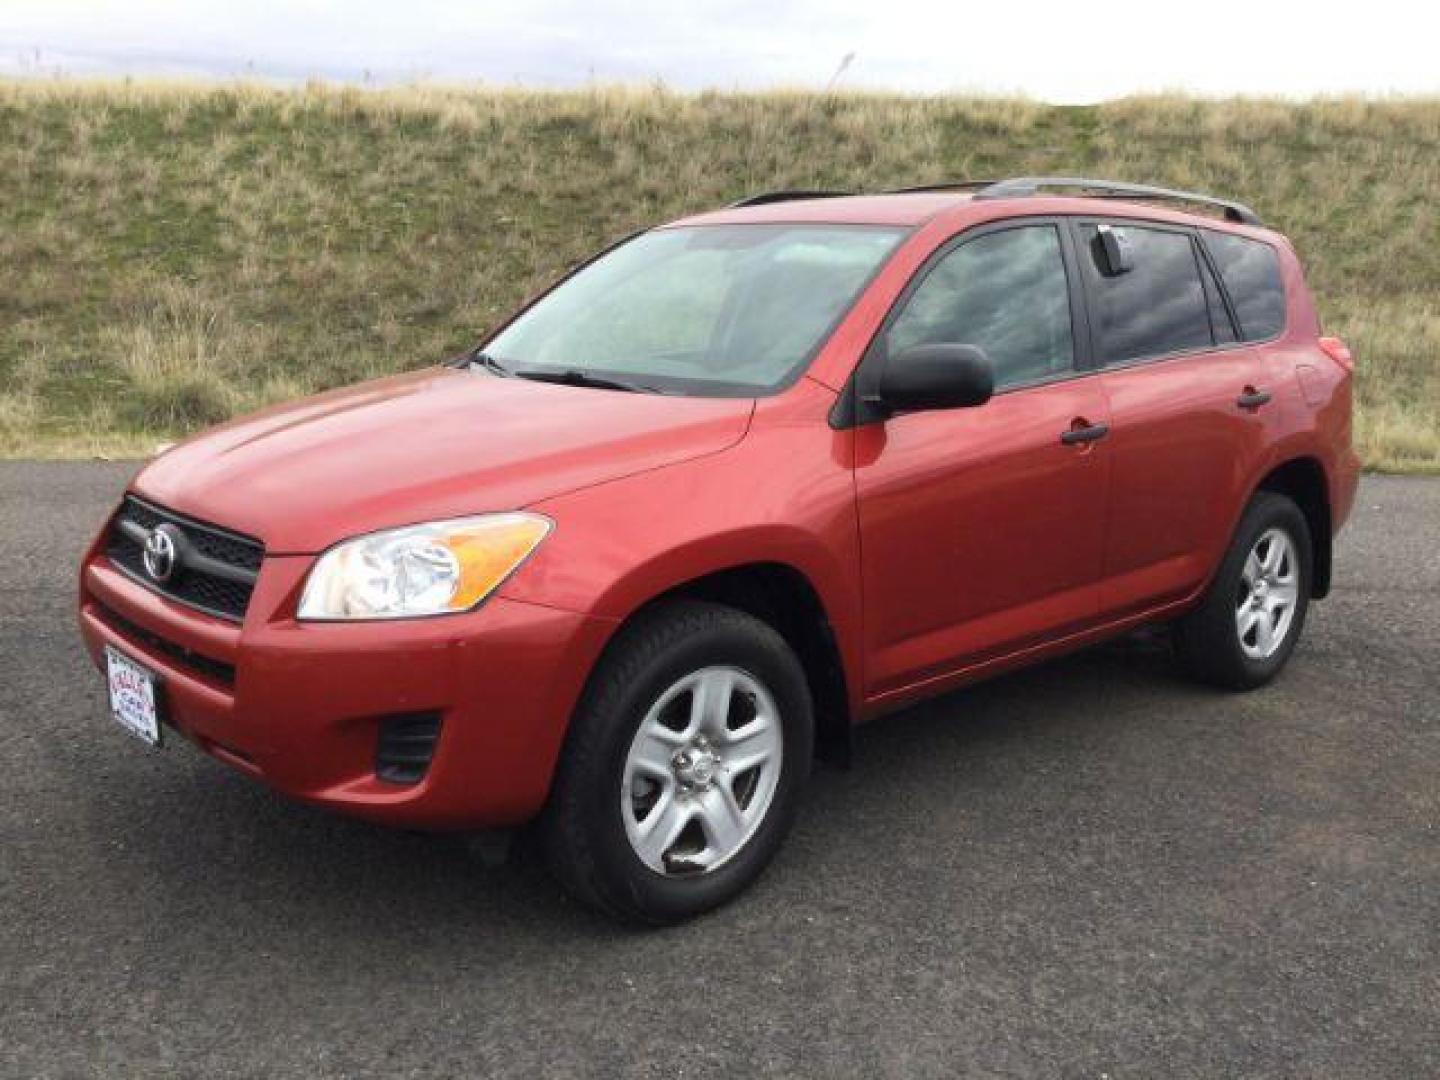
[1,0,1436,104]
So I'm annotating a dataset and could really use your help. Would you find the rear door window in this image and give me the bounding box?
[1078,223,1213,364]
[1203,231,1287,341]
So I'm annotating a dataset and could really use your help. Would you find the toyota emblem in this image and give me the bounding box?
[142,525,181,583]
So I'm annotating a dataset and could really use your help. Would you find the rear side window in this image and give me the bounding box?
[1204,231,1287,341]
[1079,224,1212,364]
[884,225,1074,390]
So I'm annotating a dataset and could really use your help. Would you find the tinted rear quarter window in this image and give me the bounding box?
[1079,224,1213,364]
[1204,231,1287,341]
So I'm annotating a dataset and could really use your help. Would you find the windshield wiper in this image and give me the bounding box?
[509,368,664,394]
[467,350,512,377]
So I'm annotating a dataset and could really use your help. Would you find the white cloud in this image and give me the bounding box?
[0,0,1436,103]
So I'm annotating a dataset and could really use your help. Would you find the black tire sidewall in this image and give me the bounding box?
[573,607,813,923]
[1193,493,1313,687]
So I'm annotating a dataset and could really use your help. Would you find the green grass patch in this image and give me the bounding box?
[1,80,1436,467]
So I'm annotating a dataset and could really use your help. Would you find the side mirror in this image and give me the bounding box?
[877,343,994,413]
[1093,224,1133,276]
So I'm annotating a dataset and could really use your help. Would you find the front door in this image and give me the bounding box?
[854,221,1112,699]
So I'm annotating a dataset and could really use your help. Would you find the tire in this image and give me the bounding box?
[541,600,814,924]
[1175,491,1313,690]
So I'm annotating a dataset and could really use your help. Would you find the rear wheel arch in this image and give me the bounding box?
[1254,456,1332,598]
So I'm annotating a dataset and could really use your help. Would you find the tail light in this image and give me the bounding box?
[1318,336,1354,373]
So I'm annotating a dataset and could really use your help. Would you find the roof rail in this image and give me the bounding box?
[882,180,1001,195]
[727,190,854,208]
[975,176,1262,226]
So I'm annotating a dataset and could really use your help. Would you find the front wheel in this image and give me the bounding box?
[542,600,813,924]
[1175,491,1313,690]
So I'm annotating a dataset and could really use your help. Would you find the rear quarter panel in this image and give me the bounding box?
[1207,236,1359,578]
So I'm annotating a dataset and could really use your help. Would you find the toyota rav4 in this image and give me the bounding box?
[79,177,1360,923]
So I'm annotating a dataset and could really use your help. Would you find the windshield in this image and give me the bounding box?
[482,224,907,396]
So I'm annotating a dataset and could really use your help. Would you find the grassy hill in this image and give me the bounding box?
[1,79,1436,469]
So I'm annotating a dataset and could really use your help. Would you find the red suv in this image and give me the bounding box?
[80,178,1360,922]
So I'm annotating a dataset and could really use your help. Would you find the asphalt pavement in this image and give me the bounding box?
[2,463,1436,1078]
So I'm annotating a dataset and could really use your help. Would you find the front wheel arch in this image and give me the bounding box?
[596,561,853,767]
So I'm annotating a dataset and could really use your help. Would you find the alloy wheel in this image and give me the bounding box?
[621,666,783,875]
[1235,526,1300,660]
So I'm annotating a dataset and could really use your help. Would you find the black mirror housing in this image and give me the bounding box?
[1093,224,1133,276]
[877,343,995,413]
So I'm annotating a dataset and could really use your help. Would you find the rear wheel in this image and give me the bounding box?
[1175,491,1312,690]
[542,600,813,924]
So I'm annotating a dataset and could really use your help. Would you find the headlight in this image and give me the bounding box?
[297,513,551,621]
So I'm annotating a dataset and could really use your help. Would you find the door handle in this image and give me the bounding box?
[1236,387,1272,410]
[1060,421,1110,446]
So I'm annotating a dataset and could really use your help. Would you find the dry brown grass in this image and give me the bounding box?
[0,79,1436,468]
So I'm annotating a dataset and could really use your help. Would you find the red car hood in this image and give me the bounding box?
[133,367,753,553]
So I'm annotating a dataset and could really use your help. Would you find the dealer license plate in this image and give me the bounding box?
[105,645,163,747]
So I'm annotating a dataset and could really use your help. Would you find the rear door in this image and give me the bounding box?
[1073,218,1276,618]
[854,220,1112,698]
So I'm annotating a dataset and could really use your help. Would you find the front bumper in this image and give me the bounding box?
[78,544,615,829]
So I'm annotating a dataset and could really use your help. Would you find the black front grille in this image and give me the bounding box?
[106,495,264,622]
[375,713,443,785]
[92,599,237,686]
